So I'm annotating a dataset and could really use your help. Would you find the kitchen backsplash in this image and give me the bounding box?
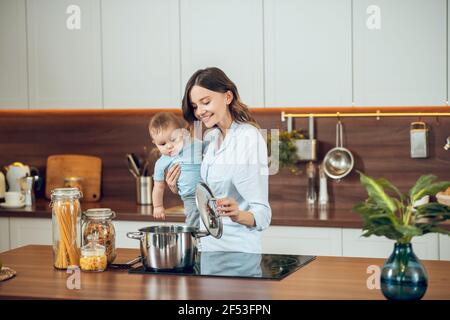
[0,107,449,211]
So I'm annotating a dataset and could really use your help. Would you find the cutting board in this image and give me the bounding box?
[45,155,102,202]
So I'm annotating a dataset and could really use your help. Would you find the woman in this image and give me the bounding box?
[166,67,271,253]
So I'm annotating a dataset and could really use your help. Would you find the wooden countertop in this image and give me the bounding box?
[1,245,449,300]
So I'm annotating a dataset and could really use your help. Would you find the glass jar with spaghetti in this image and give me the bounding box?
[50,188,82,270]
[82,208,117,264]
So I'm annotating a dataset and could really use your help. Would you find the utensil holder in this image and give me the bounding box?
[295,139,317,161]
[136,176,152,205]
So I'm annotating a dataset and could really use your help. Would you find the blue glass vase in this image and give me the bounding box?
[380,242,428,300]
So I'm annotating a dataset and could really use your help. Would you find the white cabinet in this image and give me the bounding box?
[102,0,180,108]
[439,234,450,261]
[0,0,28,109]
[180,0,264,107]
[9,217,52,249]
[27,0,102,109]
[353,0,446,106]
[342,228,439,260]
[0,217,10,252]
[261,226,342,256]
[264,0,352,107]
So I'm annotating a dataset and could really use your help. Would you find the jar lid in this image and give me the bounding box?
[50,187,82,199]
[81,246,105,256]
[81,234,106,256]
[83,208,116,220]
[195,182,223,239]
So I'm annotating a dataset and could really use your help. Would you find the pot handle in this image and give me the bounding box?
[193,230,209,238]
[127,231,144,240]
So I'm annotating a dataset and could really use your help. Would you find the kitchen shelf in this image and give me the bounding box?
[281,110,450,121]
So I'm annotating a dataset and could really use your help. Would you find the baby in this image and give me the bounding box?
[148,112,202,228]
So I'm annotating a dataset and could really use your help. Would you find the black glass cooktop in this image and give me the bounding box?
[127,252,316,280]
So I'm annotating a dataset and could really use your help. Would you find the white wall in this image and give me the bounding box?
[0,0,448,109]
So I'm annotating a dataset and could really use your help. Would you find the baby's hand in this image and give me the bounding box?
[153,206,166,219]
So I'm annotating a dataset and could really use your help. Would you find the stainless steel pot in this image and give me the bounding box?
[127,182,222,270]
[127,225,208,270]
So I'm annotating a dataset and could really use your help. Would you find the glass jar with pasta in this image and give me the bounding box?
[82,208,117,264]
[80,234,107,272]
[51,188,82,270]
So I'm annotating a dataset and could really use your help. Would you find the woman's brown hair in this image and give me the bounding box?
[182,67,259,128]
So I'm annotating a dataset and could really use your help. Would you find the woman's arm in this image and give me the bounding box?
[227,127,272,230]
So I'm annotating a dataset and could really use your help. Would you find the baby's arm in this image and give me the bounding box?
[152,181,166,219]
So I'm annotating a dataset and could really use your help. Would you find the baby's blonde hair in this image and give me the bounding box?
[148,112,188,137]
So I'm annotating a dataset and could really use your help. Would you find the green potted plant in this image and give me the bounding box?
[268,130,306,174]
[354,172,450,300]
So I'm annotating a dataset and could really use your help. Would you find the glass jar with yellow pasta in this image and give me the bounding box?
[80,234,107,272]
[51,188,82,270]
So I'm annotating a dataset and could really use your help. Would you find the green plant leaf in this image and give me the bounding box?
[394,225,423,237]
[412,182,450,204]
[415,202,450,217]
[417,225,450,236]
[376,178,405,203]
[356,172,450,242]
[362,225,403,241]
[368,213,400,226]
[409,175,437,200]
[358,171,397,214]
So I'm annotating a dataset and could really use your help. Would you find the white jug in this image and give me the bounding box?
[5,162,30,192]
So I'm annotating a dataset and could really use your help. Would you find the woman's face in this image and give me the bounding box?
[189,85,233,128]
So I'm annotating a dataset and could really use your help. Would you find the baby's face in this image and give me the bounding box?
[152,125,185,157]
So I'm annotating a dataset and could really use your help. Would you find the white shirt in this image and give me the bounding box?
[199,121,272,253]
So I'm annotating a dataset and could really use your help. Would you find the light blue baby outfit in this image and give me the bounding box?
[153,138,202,228]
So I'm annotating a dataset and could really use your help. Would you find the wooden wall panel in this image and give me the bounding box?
[0,108,449,212]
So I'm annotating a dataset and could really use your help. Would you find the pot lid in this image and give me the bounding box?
[195,182,223,239]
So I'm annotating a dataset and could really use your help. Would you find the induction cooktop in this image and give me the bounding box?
[127,251,316,280]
